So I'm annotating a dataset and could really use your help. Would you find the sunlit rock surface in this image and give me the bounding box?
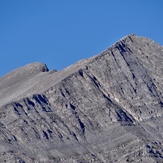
[0,34,163,162]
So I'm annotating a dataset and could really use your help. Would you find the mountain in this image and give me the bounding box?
[0,34,163,163]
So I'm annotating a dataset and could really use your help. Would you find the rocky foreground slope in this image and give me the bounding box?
[0,34,163,163]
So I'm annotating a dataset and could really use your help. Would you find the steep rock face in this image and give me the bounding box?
[0,34,163,163]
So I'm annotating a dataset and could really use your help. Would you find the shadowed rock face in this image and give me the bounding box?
[0,34,163,163]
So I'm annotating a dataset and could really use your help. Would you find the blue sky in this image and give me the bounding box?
[0,0,163,77]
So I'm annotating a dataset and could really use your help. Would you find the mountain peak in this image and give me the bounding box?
[0,35,163,162]
[24,62,49,72]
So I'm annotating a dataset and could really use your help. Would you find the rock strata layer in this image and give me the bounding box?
[0,34,163,163]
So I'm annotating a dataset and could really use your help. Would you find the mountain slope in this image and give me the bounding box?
[0,34,163,163]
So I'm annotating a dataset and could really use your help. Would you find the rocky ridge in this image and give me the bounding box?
[0,34,163,162]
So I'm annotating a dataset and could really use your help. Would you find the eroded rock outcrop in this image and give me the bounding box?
[0,34,163,162]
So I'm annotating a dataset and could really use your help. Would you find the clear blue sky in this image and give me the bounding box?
[0,0,163,77]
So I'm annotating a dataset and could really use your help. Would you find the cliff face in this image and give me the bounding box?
[0,34,163,163]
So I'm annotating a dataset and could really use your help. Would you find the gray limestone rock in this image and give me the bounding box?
[0,34,163,162]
